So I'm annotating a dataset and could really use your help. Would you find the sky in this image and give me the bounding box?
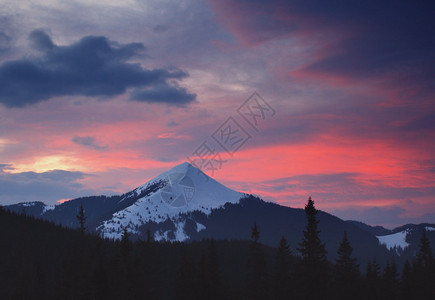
[0,0,434,228]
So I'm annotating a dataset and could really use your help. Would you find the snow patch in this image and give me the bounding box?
[425,226,435,232]
[99,162,244,240]
[42,205,55,214]
[196,222,206,232]
[154,230,169,242]
[377,230,410,251]
[174,220,189,241]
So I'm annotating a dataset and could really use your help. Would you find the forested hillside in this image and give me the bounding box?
[1,200,434,299]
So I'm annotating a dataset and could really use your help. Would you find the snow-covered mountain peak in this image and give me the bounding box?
[99,162,245,240]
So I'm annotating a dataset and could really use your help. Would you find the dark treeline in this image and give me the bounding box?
[0,198,434,300]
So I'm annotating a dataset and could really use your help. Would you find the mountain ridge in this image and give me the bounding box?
[4,162,435,268]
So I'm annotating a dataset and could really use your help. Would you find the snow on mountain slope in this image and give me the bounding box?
[376,230,410,251]
[9,201,55,216]
[98,162,245,240]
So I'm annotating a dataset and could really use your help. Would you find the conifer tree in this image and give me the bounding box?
[414,230,435,299]
[146,229,153,243]
[365,259,381,299]
[76,204,86,235]
[334,231,360,300]
[416,229,434,268]
[401,260,412,300]
[382,260,399,300]
[273,236,292,300]
[120,226,131,260]
[251,222,260,242]
[246,222,269,300]
[297,197,329,299]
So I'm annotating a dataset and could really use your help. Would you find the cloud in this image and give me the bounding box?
[131,84,196,106]
[211,0,435,92]
[0,168,97,205]
[167,119,179,127]
[401,114,435,131]
[0,30,196,107]
[72,135,107,150]
[0,32,10,53]
[0,15,14,57]
[0,164,13,171]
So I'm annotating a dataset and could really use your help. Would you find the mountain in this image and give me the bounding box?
[6,162,245,240]
[4,162,434,268]
[345,220,392,236]
[375,224,435,256]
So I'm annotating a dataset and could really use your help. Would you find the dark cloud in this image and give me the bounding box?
[131,84,196,106]
[0,32,10,53]
[72,135,107,150]
[263,173,359,193]
[0,30,196,107]
[297,1,435,85]
[401,114,435,131]
[0,164,13,171]
[212,0,435,91]
[263,173,435,202]
[167,119,179,127]
[153,25,168,33]
[0,168,96,205]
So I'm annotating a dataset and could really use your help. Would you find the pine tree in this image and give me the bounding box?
[296,197,329,300]
[382,260,399,300]
[401,260,412,299]
[365,259,381,300]
[334,231,360,300]
[246,222,269,300]
[120,226,131,260]
[76,204,86,235]
[414,230,435,299]
[273,236,292,300]
[416,229,434,268]
[146,229,153,243]
[251,222,260,242]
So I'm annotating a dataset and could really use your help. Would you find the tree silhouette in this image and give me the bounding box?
[76,204,86,235]
[273,236,292,300]
[416,229,434,268]
[120,226,131,260]
[146,229,153,243]
[365,259,381,299]
[334,231,360,300]
[246,222,269,300]
[251,222,260,243]
[297,197,329,299]
[414,230,435,299]
[401,260,412,299]
[382,260,399,300]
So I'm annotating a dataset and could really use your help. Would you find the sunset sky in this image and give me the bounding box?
[1,0,434,228]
